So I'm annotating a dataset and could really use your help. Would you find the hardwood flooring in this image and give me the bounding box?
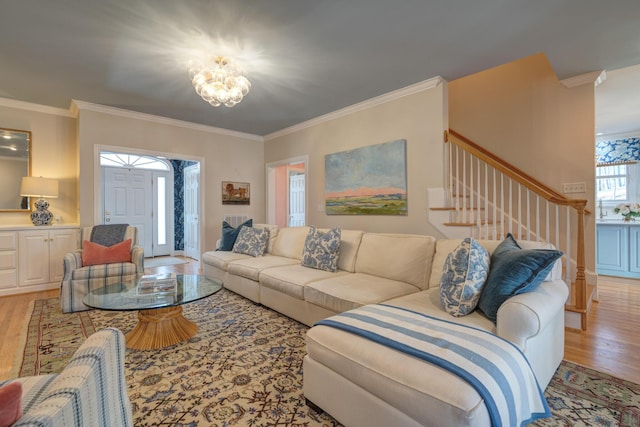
[2,259,640,385]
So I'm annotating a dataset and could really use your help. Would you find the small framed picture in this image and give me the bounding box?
[222,181,250,205]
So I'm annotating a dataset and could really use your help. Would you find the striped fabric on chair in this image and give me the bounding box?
[2,328,132,427]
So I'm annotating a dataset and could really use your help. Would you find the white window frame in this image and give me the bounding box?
[596,163,638,203]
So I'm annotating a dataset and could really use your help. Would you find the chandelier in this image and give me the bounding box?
[187,56,251,107]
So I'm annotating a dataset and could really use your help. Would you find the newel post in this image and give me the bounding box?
[574,203,587,330]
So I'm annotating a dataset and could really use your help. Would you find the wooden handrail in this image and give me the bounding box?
[444,129,589,328]
[445,130,589,212]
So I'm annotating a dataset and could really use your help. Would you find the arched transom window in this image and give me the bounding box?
[100,151,170,171]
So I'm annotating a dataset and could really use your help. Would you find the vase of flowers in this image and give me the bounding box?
[614,203,640,222]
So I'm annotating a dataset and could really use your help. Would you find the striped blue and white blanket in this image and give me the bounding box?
[315,304,551,427]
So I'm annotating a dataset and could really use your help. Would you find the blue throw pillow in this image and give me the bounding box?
[478,234,563,323]
[301,226,342,272]
[219,219,252,251]
[439,238,490,317]
[232,226,270,257]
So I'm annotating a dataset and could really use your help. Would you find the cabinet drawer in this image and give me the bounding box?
[0,269,17,289]
[0,232,17,251]
[0,250,17,269]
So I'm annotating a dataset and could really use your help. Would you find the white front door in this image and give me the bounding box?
[289,172,305,226]
[184,164,200,260]
[103,167,153,255]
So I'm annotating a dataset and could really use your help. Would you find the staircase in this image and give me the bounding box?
[429,130,591,330]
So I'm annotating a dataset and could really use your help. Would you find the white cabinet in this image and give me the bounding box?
[0,225,79,296]
[0,232,18,289]
[19,228,78,286]
[596,222,640,278]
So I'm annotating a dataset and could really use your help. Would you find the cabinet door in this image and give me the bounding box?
[0,232,17,289]
[629,227,640,274]
[596,225,628,273]
[49,229,79,282]
[18,230,50,286]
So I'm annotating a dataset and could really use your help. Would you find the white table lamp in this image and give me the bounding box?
[20,176,59,226]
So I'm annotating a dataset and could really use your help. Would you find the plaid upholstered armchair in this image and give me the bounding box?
[60,225,144,313]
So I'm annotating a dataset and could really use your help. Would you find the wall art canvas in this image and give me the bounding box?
[325,139,407,215]
[222,181,250,205]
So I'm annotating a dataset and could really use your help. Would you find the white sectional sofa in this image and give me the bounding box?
[202,224,568,427]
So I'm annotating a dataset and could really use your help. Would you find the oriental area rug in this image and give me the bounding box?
[13,291,640,427]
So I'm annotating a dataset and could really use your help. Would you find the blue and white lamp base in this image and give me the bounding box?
[30,198,53,226]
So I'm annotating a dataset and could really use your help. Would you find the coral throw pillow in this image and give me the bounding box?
[82,239,132,266]
[0,381,22,427]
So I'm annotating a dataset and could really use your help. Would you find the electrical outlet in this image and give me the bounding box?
[562,182,587,193]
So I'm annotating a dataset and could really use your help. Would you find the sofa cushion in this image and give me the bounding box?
[386,289,496,331]
[219,219,252,251]
[304,273,420,313]
[253,224,280,253]
[259,264,349,300]
[82,239,132,266]
[301,226,341,272]
[355,233,436,289]
[202,250,250,271]
[71,262,138,280]
[270,226,310,259]
[233,226,270,257]
[227,255,299,281]
[478,234,563,323]
[439,238,490,317]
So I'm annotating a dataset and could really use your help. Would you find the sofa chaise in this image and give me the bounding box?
[202,224,568,426]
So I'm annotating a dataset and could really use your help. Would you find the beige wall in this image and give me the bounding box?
[75,107,265,252]
[264,82,449,235]
[0,104,78,226]
[448,53,597,272]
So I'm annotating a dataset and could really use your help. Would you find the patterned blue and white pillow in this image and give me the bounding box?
[232,226,270,257]
[439,237,490,317]
[301,226,341,272]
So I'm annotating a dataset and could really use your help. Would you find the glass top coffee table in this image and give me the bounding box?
[83,274,222,350]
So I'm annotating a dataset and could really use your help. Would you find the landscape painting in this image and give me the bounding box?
[325,139,407,215]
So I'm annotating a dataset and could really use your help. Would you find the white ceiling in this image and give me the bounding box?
[1,0,639,137]
[596,64,640,137]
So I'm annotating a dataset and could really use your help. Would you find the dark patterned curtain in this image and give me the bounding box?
[170,159,198,251]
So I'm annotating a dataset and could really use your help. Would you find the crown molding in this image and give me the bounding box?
[561,70,607,88]
[596,129,640,141]
[70,100,263,142]
[0,97,75,117]
[264,76,445,141]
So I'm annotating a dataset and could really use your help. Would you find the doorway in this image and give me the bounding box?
[98,149,201,259]
[266,156,308,227]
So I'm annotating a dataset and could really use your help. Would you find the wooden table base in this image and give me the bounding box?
[125,305,197,350]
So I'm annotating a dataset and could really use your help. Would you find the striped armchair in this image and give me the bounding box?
[1,328,132,427]
[60,226,144,313]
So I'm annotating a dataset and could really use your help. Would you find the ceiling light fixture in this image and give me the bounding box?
[187,56,251,107]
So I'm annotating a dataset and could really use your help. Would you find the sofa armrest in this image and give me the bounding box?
[62,250,83,281]
[496,280,569,351]
[14,328,133,426]
[131,245,144,273]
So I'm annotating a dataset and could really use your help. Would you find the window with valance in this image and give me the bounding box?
[596,137,639,201]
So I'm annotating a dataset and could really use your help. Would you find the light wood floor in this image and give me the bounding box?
[1,259,640,384]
